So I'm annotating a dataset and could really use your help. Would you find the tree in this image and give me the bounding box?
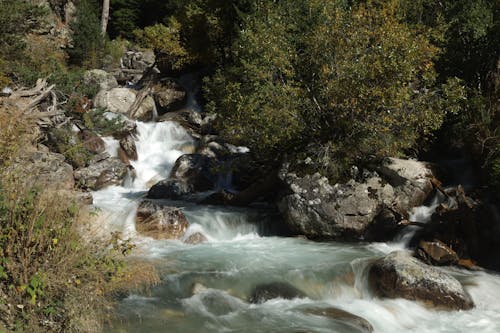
[68,0,103,67]
[101,0,110,35]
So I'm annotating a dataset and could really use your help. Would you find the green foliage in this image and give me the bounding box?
[83,107,128,136]
[134,19,192,72]
[69,0,104,67]
[49,126,93,168]
[205,0,465,172]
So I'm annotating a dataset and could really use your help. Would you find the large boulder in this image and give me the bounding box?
[278,158,435,241]
[368,251,474,310]
[74,157,128,190]
[248,282,306,304]
[170,154,217,192]
[94,87,136,114]
[94,87,156,121]
[83,69,118,91]
[157,109,202,135]
[147,179,192,200]
[151,80,187,114]
[135,201,189,240]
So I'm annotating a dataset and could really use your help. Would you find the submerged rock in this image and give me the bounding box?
[278,158,435,241]
[303,307,373,333]
[368,251,474,310]
[249,282,307,304]
[135,201,189,240]
[184,232,208,245]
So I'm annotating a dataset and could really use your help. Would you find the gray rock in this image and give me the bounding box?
[147,179,192,200]
[74,157,128,190]
[170,154,217,192]
[119,134,138,161]
[278,158,435,241]
[26,151,74,190]
[368,251,474,310]
[136,201,189,240]
[83,69,118,91]
[94,87,136,114]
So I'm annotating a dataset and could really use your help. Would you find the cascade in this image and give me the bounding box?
[90,110,500,333]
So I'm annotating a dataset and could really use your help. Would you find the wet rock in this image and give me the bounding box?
[119,134,138,161]
[147,179,192,200]
[368,251,474,310]
[151,80,187,114]
[170,154,217,192]
[135,201,189,240]
[416,240,459,265]
[26,151,74,190]
[83,69,118,91]
[117,147,130,165]
[278,158,435,241]
[77,129,105,154]
[411,186,500,272]
[303,307,373,333]
[184,232,208,245]
[249,282,307,304]
[74,157,128,190]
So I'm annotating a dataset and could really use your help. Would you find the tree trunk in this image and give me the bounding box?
[101,0,110,35]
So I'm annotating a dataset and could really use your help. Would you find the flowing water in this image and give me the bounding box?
[91,117,500,333]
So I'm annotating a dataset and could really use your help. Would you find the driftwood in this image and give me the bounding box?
[7,78,68,127]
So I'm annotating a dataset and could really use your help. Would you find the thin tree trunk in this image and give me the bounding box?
[101,0,110,35]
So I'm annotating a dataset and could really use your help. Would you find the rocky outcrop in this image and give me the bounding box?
[135,201,189,240]
[151,79,187,114]
[302,307,373,333]
[83,69,118,91]
[147,179,192,200]
[248,282,306,304]
[368,251,474,310]
[278,158,435,241]
[74,157,128,190]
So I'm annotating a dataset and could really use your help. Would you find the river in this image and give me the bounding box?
[91,117,500,333]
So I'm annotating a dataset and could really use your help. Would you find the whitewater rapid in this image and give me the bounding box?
[90,117,500,333]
